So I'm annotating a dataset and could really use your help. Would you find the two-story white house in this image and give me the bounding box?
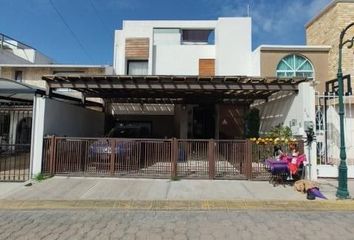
[113,18,252,76]
[106,18,325,141]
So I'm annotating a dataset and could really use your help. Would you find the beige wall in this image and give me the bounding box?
[0,66,105,89]
[306,2,354,82]
[260,50,329,93]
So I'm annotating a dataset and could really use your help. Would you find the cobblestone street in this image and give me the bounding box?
[1,210,354,240]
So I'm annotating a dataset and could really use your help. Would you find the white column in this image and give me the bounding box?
[299,82,317,180]
[30,96,46,177]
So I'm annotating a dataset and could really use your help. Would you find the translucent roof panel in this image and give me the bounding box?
[0,78,45,101]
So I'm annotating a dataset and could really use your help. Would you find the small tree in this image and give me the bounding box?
[268,124,292,140]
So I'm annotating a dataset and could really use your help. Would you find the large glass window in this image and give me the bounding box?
[276,54,314,79]
[127,60,148,75]
[181,29,215,45]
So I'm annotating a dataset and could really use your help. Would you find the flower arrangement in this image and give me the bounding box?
[249,137,297,145]
[249,124,297,145]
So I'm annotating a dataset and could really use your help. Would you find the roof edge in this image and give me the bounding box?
[256,45,331,52]
[0,64,109,68]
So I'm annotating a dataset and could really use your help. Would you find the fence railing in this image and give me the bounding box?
[42,137,303,180]
[42,137,254,179]
[0,144,30,182]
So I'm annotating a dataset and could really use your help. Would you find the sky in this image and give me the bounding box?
[0,0,332,65]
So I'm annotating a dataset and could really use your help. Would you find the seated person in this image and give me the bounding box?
[287,143,299,180]
[273,145,284,161]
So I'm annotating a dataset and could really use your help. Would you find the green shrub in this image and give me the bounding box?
[33,173,50,182]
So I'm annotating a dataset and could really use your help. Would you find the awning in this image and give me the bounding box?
[0,78,102,108]
[42,75,308,104]
[0,78,45,102]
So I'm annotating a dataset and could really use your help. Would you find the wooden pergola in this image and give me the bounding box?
[42,75,307,104]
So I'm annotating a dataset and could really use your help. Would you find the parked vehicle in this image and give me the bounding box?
[88,127,140,160]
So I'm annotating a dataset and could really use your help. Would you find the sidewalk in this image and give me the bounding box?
[0,176,307,201]
[0,177,353,210]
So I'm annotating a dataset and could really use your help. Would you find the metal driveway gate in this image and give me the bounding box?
[42,137,253,180]
[315,93,354,177]
[0,101,32,181]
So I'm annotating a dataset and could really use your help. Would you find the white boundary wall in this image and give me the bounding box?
[30,97,104,176]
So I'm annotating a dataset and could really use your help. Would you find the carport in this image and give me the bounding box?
[42,75,305,139]
[33,75,315,180]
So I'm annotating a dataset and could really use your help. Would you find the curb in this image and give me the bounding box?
[0,200,354,211]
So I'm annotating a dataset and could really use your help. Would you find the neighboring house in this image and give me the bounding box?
[0,63,108,89]
[306,0,354,177]
[306,0,354,83]
[0,33,53,65]
[0,33,109,91]
[0,33,110,181]
[0,33,108,144]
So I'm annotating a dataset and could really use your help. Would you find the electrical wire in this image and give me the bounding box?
[48,0,93,63]
[88,0,111,33]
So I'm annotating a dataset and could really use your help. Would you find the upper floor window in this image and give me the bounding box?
[127,60,148,75]
[276,54,314,80]
[181,29,215,45]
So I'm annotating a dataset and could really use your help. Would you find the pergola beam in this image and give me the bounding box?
[42,75,307,104]
[44,80,299,91]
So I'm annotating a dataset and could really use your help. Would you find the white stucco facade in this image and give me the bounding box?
[113,18,253,76]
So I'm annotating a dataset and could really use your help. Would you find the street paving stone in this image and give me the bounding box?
[0,210,354,240]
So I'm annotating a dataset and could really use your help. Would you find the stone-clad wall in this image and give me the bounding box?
[306,2,354,84]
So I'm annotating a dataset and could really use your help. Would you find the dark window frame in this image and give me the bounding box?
[181,29,215,45]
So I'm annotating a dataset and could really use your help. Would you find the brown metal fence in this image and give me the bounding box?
[215,140,250,180]
[42,137,251,179]
[42,137,304,180]
[250,141,304,180]
[42,137,173,178]
[176,140,209,178]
